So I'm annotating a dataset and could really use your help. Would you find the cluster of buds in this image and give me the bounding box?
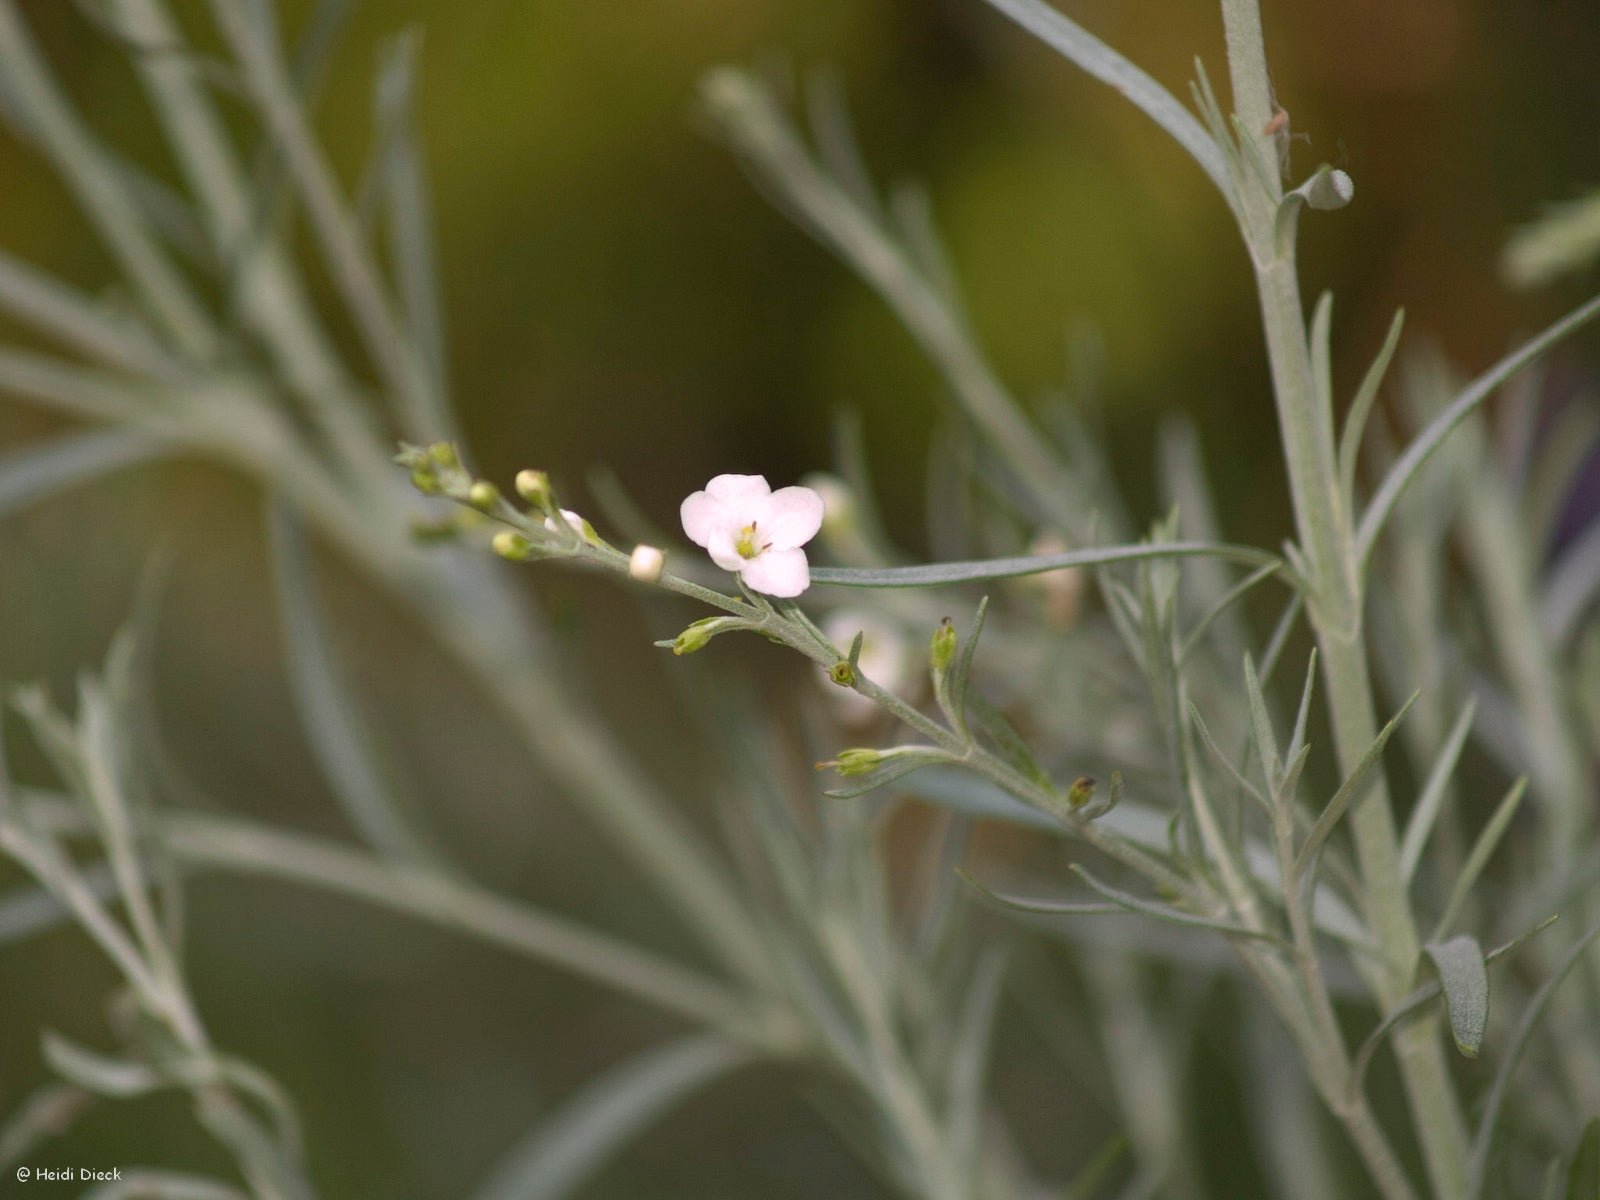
[398,443,658,569]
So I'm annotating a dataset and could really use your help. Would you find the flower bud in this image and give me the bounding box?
[469,481,500,511]
[492,531,532,561]
[823,748,883,777]
[628,544,665,583]
[515,469,551,507]
[668,615,742,655]
[410,468,442,495]
[929,617,957,674]
[1067,775,1097,809]
[428,442,460,468]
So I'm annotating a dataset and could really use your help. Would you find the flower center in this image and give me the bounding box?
[734,521,769,560]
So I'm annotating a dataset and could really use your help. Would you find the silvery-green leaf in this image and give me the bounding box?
[41,1031,159,1098]
[0,429,169,521]
[1424,936,1490,1058]
[809,540,1278,588]
[1398,696,1477,886]
[1294,692,1418,885]
[1339,308,1405,505]
[1358,290,1600,565]
[267,501,439,867]
[1430,776,1529,943]
[977,0,1232,202]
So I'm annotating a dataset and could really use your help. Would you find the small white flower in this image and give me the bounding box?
[680,474,824,598]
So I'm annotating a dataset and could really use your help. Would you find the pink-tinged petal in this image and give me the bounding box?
[704,474,771,508]
[680,490,730,548]
[757,485,824,550]
[740,548,810,597]
[705,527,747,572]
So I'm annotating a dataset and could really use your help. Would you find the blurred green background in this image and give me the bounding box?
[2,0,1598,1195]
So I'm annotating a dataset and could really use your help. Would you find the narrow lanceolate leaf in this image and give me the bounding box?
[1425,936,1490,1058]
[1358,290,1600,565]
[1242,653,1281,787]
[1398,696,1477,886]
[968,694,1051,790]
[946,595,990,737]
[1069,865,1291,948]
[977,0,1233,203]
[958,869,1122,918]
[809,541,1279,588]
[1430,776,1529,944]
[0,429,170,520]
[1294,692,1418,885]
[471,1035,752,1200]
[1339,308,1405,506]
[266,501,439,867]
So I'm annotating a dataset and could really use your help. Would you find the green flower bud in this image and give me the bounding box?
[428,442,460,468]
[822,748,883,777]
[930,617,957,674]
[469,481,500,511]
[492,531,532,561]
[515,469,551,507]
[1067,775,1097,809]
[667,616,742,655]
[410,468,442,495]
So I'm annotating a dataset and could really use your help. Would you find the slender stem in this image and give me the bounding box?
[1218,2,1469,1194]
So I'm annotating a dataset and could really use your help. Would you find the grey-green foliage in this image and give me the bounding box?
[0,642,314,1200]
[2,0,1600,1198]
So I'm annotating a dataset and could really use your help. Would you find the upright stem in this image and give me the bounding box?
[1218,2,1470,1195]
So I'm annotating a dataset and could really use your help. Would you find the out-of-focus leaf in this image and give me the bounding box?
[1503,190,1600,288]
[41,1031,159,1098]
[946,948,1006,1186]
[1398,697,1477,886]
[1430,776,1529,943]
[1424,936,1490,1058]
[0,429,170,520]
[0,1082,94,1171]
[266,501,439,867]
[471,1035,753,1200]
